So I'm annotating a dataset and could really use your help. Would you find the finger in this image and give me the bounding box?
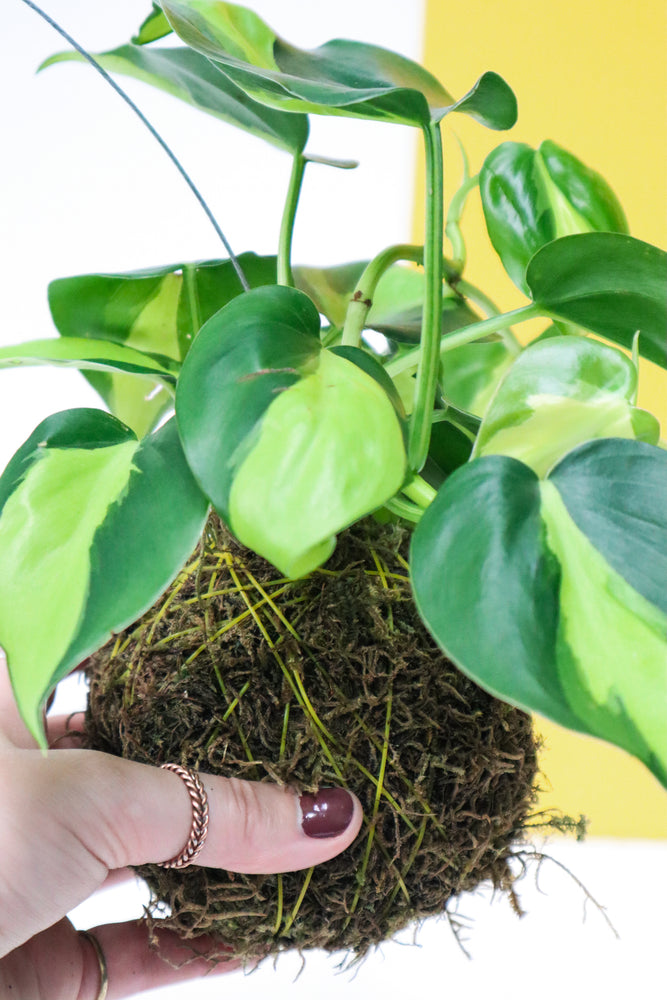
[0,917,239,1000]
[46,711,86,750]
[49,750,363,875]
[85,920,240,1000]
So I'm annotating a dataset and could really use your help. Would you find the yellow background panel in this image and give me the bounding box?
[418,0,667,836]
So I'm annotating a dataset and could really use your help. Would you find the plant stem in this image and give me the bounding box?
[277,152,306,287]
[408,121,444,473]
[385,303,542,379]
[402,474,437,509]
[183,262,201,339]
[341,244,423,348]
[445,173,478,273]
[455,278,522,354]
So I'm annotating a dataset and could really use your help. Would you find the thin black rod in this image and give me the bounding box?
[20,0,250,292]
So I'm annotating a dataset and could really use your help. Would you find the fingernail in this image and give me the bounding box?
[300,787,354,839]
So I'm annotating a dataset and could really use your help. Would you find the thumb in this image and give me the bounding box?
[56,751,363,875]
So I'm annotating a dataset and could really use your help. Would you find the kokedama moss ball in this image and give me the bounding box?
[85,515,538,960]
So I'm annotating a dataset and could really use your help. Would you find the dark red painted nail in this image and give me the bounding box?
[300,788,354,839]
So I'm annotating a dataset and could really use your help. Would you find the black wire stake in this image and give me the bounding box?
[20,0,250,293]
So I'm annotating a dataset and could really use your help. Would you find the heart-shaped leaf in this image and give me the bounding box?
[41,45,308,154]
[411,439,667,786]
[526,234,667,367]
[472,336,660,476]
[160,0,517,129]
[176,284,406,577]
[480,140,629,294]
[48,254,276,435]
[0,411,208,744]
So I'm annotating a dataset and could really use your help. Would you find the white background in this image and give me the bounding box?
[2,2,666,998]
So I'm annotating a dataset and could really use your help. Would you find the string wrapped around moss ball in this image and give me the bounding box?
[85,515,538,962]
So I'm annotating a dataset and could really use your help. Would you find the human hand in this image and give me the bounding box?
[0,650,362,999]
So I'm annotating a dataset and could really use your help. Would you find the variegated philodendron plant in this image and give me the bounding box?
[1,1,666,788]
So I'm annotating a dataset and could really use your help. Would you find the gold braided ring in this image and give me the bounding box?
[79,930,109,1000]
[158,763,210,868]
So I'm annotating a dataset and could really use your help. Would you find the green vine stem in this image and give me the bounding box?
[277,152,306,287]
[455,278,522,354]
[342,244,434,348]
[385,302,543,380]
[445,173,478,273]
[408,121,445,473]
[402,474,437,508]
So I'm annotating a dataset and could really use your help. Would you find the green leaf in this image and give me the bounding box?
[133,3,174,44]
[0,410,208,744]
[426,418,474,480]
[160,0,516,129]
[48,254,276,436]
[410,439,667,786]
[472,336,660,477]
[176,285,407,577]
[480,140,629,294]
[539,140,629,234]
[0,337,178,382]
[526,233,667,367]
[41,45,308,154]
[439,340,513,418]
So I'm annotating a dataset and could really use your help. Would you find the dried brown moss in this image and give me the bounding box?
[85,516,538,961]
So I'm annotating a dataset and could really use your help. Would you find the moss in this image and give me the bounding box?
[85,515,538,961]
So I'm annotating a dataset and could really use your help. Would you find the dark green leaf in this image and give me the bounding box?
[481,140,629,294]
[160,1,516,129]
[41,45,308,153]
[411,455,571,725]
[527,233,667,367]
[539,140,629,234]
[551,439,667,615]
[426,418,474,478]
[411,440,667,785]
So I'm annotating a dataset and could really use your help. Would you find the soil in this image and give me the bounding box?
[85,515,539,962]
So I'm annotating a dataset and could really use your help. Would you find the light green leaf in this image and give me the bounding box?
[472,336,660,476]
[133,3,173,44]
[439,340,513,418]
[176,284,406,577]
[0,410,208,744]
[0,337,178,381]
[540,479,666,772]
[230,347,406,577]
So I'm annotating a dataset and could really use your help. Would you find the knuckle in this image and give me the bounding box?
[223,777,270,850]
